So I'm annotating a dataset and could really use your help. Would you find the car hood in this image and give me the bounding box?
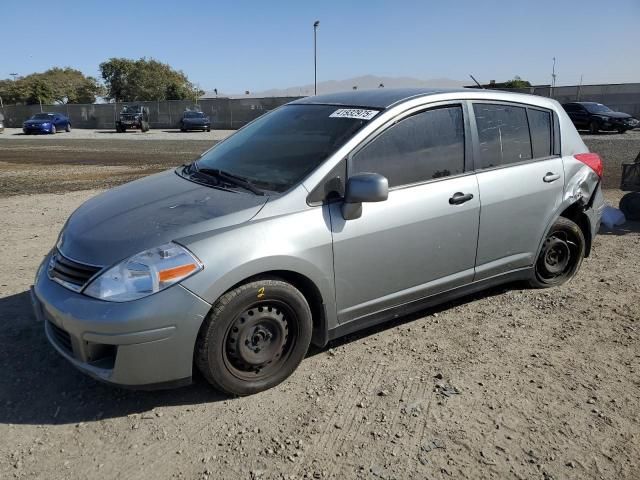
[594,111,632,119]
[25,119,52,125]
[58,169,269,267]
[184,117,209,123]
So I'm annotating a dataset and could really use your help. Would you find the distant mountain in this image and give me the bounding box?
[201,75,466,98]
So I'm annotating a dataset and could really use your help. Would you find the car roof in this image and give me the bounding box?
[289,87,560,110]
[290,88,475,109]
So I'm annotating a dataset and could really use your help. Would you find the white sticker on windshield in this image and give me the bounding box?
[329,108,378,120]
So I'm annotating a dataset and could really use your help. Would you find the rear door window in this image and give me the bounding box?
[351,105,465,188]
[472,103,532,169]
[528,108,552,158]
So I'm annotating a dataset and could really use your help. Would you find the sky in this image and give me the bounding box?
[1,0,639,93]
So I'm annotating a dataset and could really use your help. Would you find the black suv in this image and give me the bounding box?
[562,102,639,134]
[116,105,150,133]
[180,110,211,132]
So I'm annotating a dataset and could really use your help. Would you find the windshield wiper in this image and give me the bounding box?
[192,166,265,196]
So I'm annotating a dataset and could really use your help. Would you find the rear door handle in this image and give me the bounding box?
[449,192,474,205]
[543,172,561,183]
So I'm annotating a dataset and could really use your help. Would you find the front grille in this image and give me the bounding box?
[48,250,102,291]
[48,321,73,354]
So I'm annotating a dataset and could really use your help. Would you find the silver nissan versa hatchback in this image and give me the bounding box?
[32,88,605,395]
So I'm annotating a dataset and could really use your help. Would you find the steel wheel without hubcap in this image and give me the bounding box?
[196,279,313,396]
[530,217,585,288]
[224,302,294,381]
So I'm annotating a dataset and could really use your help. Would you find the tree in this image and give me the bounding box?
[502,76,532,89]
[0,68,104,105]
[99,57,202,102]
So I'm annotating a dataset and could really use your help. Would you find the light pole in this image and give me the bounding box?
[313,21,320,95]
[10,73,18,81]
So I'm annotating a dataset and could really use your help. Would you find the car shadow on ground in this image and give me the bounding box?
[0,290,227,426]
[1,281,519,426]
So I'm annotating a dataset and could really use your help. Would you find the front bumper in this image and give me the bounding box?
[32,259,211,388]
[23,125,53,134]
[183,123,210,130]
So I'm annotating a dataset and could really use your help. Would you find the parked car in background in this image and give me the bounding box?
[180,110,211,132]
[33,88,604,396]
[23,113,71,134]
[116,105,150,132]
[562,102,639,134]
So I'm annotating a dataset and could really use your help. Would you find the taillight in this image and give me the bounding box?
[574,153,603,178]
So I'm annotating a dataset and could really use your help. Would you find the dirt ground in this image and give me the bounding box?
[0,132,639,480]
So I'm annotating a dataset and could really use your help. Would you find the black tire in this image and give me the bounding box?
[180,123,187,132]
[196,279,312,396]
[620,192,640,221]
[50,125,56,134]
[65,123,71,133]
[528,217,585,288]
[617,128,626,134]
[206,127,211,132]
[143,121,150,132]
[589,120,599,134]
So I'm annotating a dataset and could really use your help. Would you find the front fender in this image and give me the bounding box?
[178,205,337,331]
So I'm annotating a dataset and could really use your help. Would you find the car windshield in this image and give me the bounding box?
[195,104,377,193]
[584,103,612,114]
[184,112,205,118]
[122,106,141,113]
[32,113,54,120]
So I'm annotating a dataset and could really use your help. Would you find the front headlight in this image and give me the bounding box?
[84,243,202,302]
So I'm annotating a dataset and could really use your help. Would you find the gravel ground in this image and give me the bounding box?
[0,131,639,479]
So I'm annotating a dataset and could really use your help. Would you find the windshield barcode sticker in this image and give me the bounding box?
[329,109,378,120]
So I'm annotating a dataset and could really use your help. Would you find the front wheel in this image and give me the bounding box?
[528,217,585,288]
[50,125,56,134]
[589,120,599,134]
[65,123,71,133]
[196,279,312,396]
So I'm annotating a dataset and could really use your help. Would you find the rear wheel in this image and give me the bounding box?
[196,279,312,396]
[528,217,585,288]
[620,192,640,221]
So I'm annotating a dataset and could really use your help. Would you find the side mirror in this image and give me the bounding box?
[342,173,389,220]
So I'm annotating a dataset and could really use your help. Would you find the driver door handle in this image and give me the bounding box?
[543,172,561,183]
[449,192,474,205]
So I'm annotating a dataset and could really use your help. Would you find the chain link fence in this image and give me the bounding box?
[2,83,640,130]
[487,83,640,117]
[0,97,300,130]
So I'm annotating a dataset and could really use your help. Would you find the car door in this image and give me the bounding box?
[471,102,564,280]
[329,103,480,324]
[572,104,590,129]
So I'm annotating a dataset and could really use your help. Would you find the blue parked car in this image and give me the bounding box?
[23,113,71,134]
